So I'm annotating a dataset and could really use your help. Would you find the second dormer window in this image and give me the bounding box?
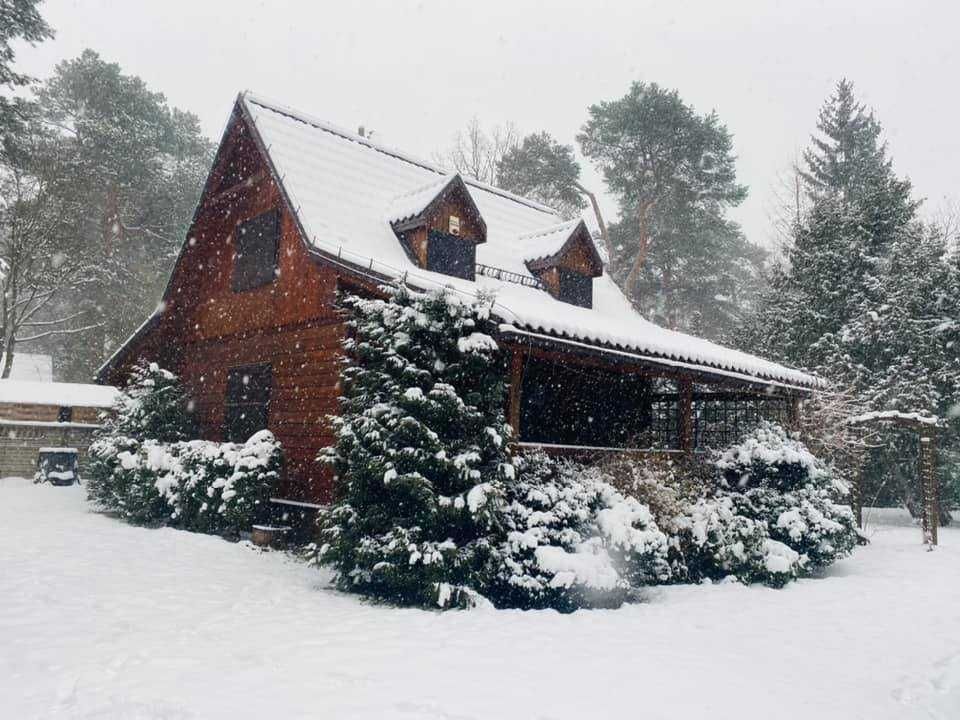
[233,209,279,292]
[426,229,475,280]
[558,268,593,308]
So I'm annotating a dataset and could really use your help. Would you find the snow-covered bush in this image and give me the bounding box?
[675,494,799,587]
[100,431,280,533]
[318,286,515,609]
[484,452,671,611]
[672,423,858,587]
[87,362,280,535]
[718,423,859,571]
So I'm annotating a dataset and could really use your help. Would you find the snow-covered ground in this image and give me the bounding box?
[3,478,958,720]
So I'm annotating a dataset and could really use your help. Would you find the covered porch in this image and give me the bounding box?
[503,330,808,457]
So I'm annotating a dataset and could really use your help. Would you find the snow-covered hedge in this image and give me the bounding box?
[87,362,281,535]
[318,288,858,610]
[89,431,280,533]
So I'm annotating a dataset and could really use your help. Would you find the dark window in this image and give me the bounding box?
[558,269,592,308]
[224,364,272,442]
[233,210,280,292]
[426,230,475,280]
[57,406,73,423]
[519,357,652,447]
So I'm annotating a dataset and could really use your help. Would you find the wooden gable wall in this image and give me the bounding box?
[106,110,372,504]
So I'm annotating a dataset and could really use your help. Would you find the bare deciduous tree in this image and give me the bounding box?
[434,116,519,185]
[0,136,98,377]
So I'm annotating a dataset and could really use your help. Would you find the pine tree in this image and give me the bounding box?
[577,81,762,338]
[741,80,919,374]
[0,0,53,147]
[318,287,515,608]
[29,51,213,381]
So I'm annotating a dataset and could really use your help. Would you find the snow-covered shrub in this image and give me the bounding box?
[90,432,280,533]
[483,452,671,611]
[717,422,859,572]
[87,361,195,516]
[99,361,195,442]
[87,362,280,535]
[671,423,858,587]
[318,286,515,609]
[674,494,799,587]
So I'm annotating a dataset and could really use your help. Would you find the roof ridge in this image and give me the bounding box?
[242,91,562,217]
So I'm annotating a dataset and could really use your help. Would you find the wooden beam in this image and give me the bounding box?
[679,377,694,455]
[508,349,524,442]
[919,434,938,546]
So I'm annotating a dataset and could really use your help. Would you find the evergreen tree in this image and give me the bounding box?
[0,0,53,147]
[741,80,919,373]
[87,361,196,519]
[30,51,213,380]
[318,287,514,608]
[740,80,960,516]
[577,81,762,337]
[496,131,611,258]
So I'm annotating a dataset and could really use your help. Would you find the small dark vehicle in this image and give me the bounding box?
[35,447,80,486]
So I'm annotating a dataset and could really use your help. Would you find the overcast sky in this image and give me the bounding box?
[15,0,960,247]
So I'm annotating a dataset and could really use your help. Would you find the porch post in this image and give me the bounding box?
[678,377,694,455]
[788,395,802,431]
[508,349,524,443]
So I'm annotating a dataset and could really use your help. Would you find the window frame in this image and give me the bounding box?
[232,209,280,293]
[223,363,273,443]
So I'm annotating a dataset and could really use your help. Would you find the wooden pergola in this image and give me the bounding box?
[847,410,941,546]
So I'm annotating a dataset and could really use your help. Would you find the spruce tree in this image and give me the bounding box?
[319,287,514,608]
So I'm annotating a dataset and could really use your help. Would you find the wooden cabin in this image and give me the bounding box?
[98,93,821,509]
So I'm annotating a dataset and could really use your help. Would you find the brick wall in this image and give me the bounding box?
[0,420,100,479]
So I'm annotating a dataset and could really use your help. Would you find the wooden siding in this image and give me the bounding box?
[104,112,370,504]
[0,403,100,424]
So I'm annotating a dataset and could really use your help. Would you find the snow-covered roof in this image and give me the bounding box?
[519,219,586,264]
[239,92,821,390]
[0,353,53,382]
[386,174,458,226]
[0,380,119,408]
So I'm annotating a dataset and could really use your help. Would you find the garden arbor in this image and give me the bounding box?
[847,410,941,546]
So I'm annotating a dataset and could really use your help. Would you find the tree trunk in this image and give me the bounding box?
[624,202,653,308]
[574,182,610,262]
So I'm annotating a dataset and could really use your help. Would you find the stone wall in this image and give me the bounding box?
[0,420,100,480]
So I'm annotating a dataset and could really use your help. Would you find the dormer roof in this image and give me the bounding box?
[520,219,604,277]
[386,173,486,241]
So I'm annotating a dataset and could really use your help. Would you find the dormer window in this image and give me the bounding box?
[387,174,486,281]
[522,219,603,307]
[233,209,279,292]
[558,268,593,308]
[426,229,475,280]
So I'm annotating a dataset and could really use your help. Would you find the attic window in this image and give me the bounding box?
[426,230,475,280]
[558,269,593,308]
[233,210,279,292]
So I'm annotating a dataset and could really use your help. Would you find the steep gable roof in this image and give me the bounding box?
[102,92,821,391]
[237,92,820,390]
